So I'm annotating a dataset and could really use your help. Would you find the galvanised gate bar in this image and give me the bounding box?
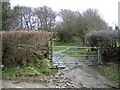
[49,46,101,66]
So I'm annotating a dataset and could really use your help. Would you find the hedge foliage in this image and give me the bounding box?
[1,31,52,68]
[85,30,119,63]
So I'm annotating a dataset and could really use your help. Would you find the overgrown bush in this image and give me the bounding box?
[57,30,74,43]
[1,30,52,68]
[85,30,119,64]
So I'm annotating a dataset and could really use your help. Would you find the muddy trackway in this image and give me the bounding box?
[1,67,114,88]
[1,52,116,88]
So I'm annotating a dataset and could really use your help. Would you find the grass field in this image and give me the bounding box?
[53,45,98,62]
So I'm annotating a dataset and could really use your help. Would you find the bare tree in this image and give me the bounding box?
[34,6,56,31]
[82,8,108,31]
[21,6,34,30]
[10,6,36,30]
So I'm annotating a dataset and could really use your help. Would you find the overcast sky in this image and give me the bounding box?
[10,0,120,29]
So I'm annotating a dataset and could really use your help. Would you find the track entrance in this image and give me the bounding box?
[49,46,100,68]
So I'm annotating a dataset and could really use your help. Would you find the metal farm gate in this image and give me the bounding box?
[49,46,101,67]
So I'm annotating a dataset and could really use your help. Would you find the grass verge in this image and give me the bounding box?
[2,58,58,79]
[95,64,120,87]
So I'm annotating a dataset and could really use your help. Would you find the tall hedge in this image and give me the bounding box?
[85,30,119,64]
[1,31,52,68]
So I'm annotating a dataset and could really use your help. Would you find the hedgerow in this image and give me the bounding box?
[85,30,119,64]
[1,30,52,68]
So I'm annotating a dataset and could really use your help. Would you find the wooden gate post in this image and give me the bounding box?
[0,34,2,65]
[98,47,100,64]
[48,38,53,63]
